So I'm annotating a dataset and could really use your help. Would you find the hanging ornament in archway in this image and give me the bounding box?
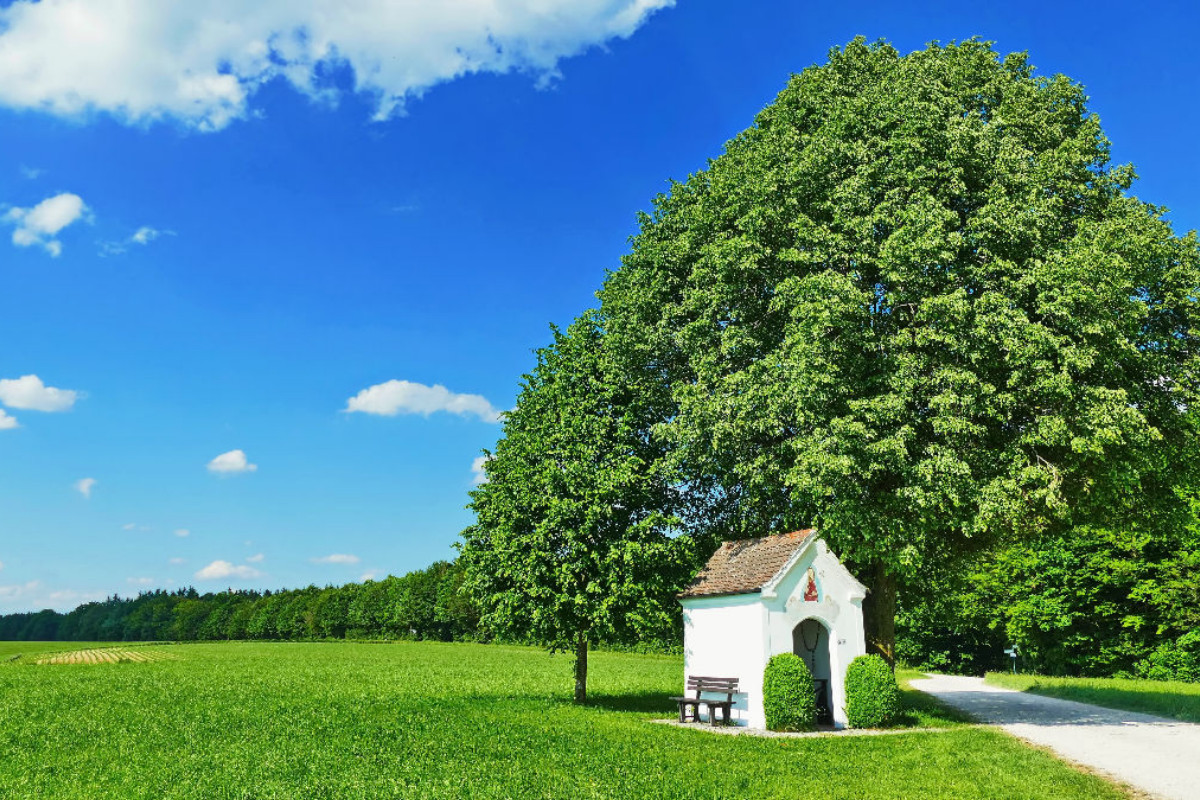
[803,567,818,602]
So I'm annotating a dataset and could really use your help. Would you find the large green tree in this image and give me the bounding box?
[598,38,1200,663]
[459,313,695,701]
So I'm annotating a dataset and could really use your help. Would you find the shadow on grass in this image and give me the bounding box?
[577,691,677,714]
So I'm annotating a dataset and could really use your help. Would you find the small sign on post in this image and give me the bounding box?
[1003,646,1018,674]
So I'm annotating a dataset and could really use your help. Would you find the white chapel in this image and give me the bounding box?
[679,529,868,728]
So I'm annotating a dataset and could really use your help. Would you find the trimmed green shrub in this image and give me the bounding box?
[763,652,816,731]
[845,654,901,728]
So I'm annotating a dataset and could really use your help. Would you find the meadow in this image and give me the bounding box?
[985,671,1200,724]
[0,641,1130,799]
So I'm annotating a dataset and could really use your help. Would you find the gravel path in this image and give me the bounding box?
[910,674,1200,800]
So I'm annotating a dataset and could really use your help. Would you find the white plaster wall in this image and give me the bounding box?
[681,594,766,726]
[681,537,867,729]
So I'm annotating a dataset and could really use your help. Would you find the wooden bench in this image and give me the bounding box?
[670,676,738,725]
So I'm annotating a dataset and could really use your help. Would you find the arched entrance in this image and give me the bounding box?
[793,618,833,725]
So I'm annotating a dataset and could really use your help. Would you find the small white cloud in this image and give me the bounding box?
[471,454,491,485]
[207,449,257,474]
[0,374,79,412]
[245,553,264,563]
[174,528,190,538]
[19,165,43,180]
[46,588,101,603]
[360,569,381,582]
[4,192,89,256]
[0,409,18,430]
[130,226,161,244]
[0,580,40,599]
[98,225,171,256]
[195,560,262,580]
[345,379,501,423]
[311,553,360,565]
[126,577,154,585]
[74,477,97,498]
[168,557,186,565]
[122,523,137,531]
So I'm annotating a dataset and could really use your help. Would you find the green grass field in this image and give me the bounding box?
[0,641,1129,799]
[985,671,1200,724]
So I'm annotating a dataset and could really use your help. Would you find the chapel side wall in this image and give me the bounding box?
[681,596,765,726]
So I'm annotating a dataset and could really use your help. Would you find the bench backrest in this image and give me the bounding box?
[686,675,739,698]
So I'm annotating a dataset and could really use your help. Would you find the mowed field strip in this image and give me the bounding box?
[0,641,1134,799]
[33,646,180,665]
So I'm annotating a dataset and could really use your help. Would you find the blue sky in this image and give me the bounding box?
[1,0,1197,613]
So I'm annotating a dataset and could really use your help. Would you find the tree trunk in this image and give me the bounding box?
[862,563,897,669]
[573,631,588,703]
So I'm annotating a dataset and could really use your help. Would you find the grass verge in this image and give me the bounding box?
[985,671,1200,724]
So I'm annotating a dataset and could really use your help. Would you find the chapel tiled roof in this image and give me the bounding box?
[678,529,815,599]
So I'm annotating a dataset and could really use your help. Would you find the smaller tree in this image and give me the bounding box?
[459,312,693,702]
[763,653,817,731]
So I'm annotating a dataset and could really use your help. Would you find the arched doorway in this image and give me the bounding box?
[793,618,832,725]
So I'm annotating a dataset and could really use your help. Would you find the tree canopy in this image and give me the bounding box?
[596,38,1200,660]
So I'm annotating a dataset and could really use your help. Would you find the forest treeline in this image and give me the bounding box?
[2,515,1198,682]
[1,525,1198,680]
[0,560,480,645]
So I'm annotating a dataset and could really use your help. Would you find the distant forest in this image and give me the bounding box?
[0,560,480,645]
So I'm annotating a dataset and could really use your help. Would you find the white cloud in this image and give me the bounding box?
[0,409,18,430]
[345,379,502,422]
[311,553,360,565]
[0,580,40,599]
[3,192,89,255]
[0,581,112,613]
[207,449,257,474]
[471,454,491,485]
[0,374,79,411]
[174,528,190,538]
[47,588,102,603]
[99,225,170,256]
[0,0,671,131]
[19,165,43,180]
[168,557,186,565]
[122,523,137,531]
[195,560,262,580]
[127,576,154,586]
[246,553,264,563]
[131,226,161,244]
[74,477,97,498]
[360,569,381,582]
